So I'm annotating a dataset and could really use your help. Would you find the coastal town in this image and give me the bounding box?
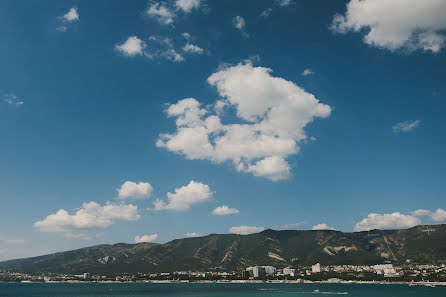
[1,263,445,285]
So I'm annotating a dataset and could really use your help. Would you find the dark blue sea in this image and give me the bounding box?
[0,283,444,297]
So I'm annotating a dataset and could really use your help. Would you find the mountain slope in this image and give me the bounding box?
[1,224,445,274]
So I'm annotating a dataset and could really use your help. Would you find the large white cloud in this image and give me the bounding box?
[229,225,265,235]
[117,181,153,200]
[134,234,158,243]
[331,0,446,53]
[115,36,146,57]
[157,62,331,181]
[212,205,240,215]
[175,0,201,13]
[151,180,212,211]
[354,212,421,232]
[34,201,140,232]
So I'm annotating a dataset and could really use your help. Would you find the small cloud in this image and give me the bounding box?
[212,205,240,215]
[115,36,146,57]
[147,2,175,25]
[229,225,264,235]
[186,232,201,237]
[276,0,294,7]
[183,43,204,54]
[175,0,201,13]
[312,223,335,230]
[182,32,191,40]
[162,49,184,62]
[260,8,272,18]
[233,16,248,37]
[302,68,314,76]
[134,234,158,243]
[233,16,245,30]
[117,181,153,200]
[150,181,212,211]
[61,7,79,22]
[392,120,421,133]
[3,94,24,106]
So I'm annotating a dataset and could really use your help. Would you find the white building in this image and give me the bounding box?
[264,266,276,275]
[311,263,321,273]
[283,267,295,276]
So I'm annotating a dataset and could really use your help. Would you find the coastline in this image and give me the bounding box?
[8,280,446,286]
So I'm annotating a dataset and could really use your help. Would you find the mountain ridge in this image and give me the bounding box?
[1,224,445,274]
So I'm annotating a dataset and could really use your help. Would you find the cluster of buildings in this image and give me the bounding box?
[1,263,445,283]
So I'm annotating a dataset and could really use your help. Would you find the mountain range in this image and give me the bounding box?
[1,224,445,274]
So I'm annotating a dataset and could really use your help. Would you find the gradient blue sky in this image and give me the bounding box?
[1,0,446,260]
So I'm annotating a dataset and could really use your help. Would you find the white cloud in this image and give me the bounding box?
[62,7,79,22]
[34,201,140,232]
[134,234,158,243]
[233,16,248,37]
[183,43,204,54]
[260,8,273,18]
[117,181,153,200]
[115,36,146,57]
[186,232,201,237]
[331,0,446,53]
[3,94,23,106]
[412,208,446,222]
[182,32,191,40]
[312,223,335,230]
[157,62,331,181]
[162,48,184,62]
[175,0,201,13]
[151,180,213,211]
[212,205,240,215]
[233,16,245,30]
[229,225,264,235]
[354,212,421,232]
[276,0,294,7]
[302,68,314,76]
[392,120,421,133]
[147,2,175,25]
[246,156,291,181]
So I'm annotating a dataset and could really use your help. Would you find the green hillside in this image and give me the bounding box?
[1,224,445,274]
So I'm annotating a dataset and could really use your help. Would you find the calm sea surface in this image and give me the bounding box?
[0,283,445,297]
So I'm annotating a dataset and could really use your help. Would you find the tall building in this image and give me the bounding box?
[311,263,321,273]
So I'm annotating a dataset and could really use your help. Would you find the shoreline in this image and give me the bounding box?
[5,280,446,286]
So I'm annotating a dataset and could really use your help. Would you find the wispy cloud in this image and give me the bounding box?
[233,16,248,37]
[302,68,314,76]
[146,2,175,25]
[392,120,421,133]
[3,93,24,106]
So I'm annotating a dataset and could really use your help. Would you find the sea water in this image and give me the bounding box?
[0,283,444,297]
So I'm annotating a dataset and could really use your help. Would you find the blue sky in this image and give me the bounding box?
[1,0,446,260]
